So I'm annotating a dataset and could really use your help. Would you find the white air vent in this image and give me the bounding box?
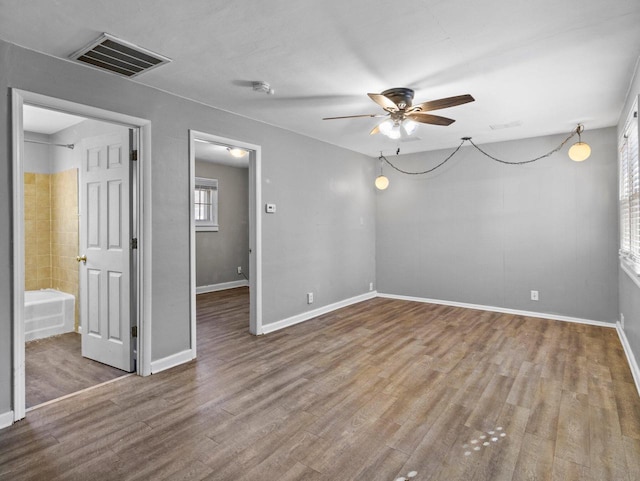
[70,33,171,78]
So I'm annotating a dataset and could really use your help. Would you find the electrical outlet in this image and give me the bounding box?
[307,292,314,304]
[237,266,242,275]
[531,290,539,301]
[621,313,625,329]
[369,282,374,291]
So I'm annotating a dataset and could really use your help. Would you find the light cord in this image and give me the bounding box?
[379,126,581,174]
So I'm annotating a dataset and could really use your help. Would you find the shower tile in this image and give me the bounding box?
[24,183,36,198]
[36,219,51,234]
[25,201,36,221]
[36,206,50,221]
[35,173,48,185]
[38,266,52,279]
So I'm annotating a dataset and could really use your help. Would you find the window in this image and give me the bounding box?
[620,102,639,273]
[194,177,218,231]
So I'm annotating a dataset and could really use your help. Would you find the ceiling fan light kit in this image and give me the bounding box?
[323,87,475,139]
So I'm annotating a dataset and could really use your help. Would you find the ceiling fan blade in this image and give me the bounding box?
[407,112,456,126]
[370,125,381,135]
[409,94,475,113]
[367,93,398,111]
[322,113,385,120]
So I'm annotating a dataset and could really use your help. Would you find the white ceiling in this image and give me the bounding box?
[2,0,639,156]
[194,140,250,168]
[23,104,85,134]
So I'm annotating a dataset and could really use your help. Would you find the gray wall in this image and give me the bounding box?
[618,59,640,363]
[376,127,619,322]
[195,161,249,287]
[0,39,376,415]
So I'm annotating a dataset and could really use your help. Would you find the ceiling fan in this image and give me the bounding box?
[323,88,475,139]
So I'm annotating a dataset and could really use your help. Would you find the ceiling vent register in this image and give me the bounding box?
[69,33,171,78]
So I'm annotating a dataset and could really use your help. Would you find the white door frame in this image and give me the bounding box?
[11,89,152,422]
[189,130,262,340]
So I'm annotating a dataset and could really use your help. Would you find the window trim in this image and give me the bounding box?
[194,176,219,232]
[619,98,640,279]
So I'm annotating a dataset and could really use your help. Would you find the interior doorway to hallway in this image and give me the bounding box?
[188,131,262,345]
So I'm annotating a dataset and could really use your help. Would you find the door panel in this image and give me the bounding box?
[79,127,133,372]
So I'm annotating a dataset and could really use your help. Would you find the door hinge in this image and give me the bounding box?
[131,326,138,338]
[130,150,138,161]
[131,238,138,249]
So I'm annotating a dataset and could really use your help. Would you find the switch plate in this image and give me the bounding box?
[531,290,539,301]
[265,203,276,213]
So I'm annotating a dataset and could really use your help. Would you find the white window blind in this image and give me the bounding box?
[194,177,219,231]
[620,104,639,272]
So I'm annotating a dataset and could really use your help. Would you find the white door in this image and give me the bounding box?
[79,127,134,372]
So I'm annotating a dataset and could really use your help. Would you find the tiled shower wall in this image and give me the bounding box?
[24,169,79,327]
[24,173,51,290]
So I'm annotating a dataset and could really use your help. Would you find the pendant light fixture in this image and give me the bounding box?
[375,155,389,190]
[568,124,591,161]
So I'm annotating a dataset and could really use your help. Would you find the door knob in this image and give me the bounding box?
[76,255,87,264]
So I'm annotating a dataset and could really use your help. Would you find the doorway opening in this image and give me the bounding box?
[189,131,262,343]
[12,90,151,422]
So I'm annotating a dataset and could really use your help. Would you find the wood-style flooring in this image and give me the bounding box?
[2,287,640,480]
[25,332,127,408]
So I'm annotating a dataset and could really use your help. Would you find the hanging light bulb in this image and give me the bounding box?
[568,124,591,162]
[403,119,418,135]
[375,175,389,190]
[375,155,389,190]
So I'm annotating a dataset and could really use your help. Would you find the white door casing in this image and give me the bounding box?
[79,127,134,372]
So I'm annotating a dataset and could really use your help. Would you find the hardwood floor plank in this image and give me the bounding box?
[511,433,555,481]
[588,404,629,481]
[623,436,640,481]
[470,404,530,481]
[555,390,590,467]
[525,379,563,440]
[551,457,594,481]
[613,380,640,440]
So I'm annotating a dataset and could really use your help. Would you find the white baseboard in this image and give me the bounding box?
[0,410,14,430]
[377,293,616,329]
[617,322,640,397]
[196,280,249,295]
[261,291,377,334]
[150,349,195,374]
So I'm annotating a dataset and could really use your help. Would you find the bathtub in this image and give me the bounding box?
[24,289,75,342]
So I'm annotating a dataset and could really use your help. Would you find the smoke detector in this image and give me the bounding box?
[253,81,275,95]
